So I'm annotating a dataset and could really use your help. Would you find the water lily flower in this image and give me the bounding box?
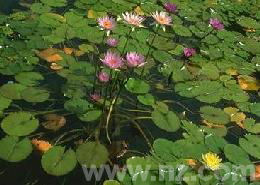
[126,52,145,67]
[98,71,110,83]
[106,37,119,47]
[209,18,224,30]
[122,12,145,31]
[184,48,196,58]
[202,152,222,171]
[101,51,124,69]
[151,11,172,31]
[90,92,101,102]
[97,16,116,36]
[164,2,177,13]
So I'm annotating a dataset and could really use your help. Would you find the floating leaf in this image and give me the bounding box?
[36,48,63,63]
[76,142,109,167]
[244,118,260,134]
[41,146,77,176]
[64,98,93,114]
[0,95,12,111]
[137,94,155,106]
[173,24,192,37]
[40,0,67,7]
[200,106,230,125]
[238,75,260,91]
[1,112,39,136]
[0,136,32,162]
[125,78,150,94]
[79,110,102,122]
[42,114,66,131]
[15,72,44,86]
[239,135,260,159]
[250,103,260,116]
[0,83,26,100]
[21,87,50,103]
[152,110,180,132]
[103,180,121,185]
[224,144,251,165]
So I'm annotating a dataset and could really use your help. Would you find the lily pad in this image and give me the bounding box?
[21,87,50,103]
[103,180,121,185]
[41,146,77,176]
[137,94,155,106]
[152,110,180,132]
[125,78,150,94]
[224,144,251,165]
[239,135,260,159]
[79,110,102,122]
[0,136,32,162]
[1,112,39,136]
[0,83,26,100]
[15,72,44,86]
[200,106,230,125]
[76,142,109,167]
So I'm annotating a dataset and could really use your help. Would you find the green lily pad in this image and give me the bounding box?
[1,112,39,136]
[152,110,180,132]
[76,142,109,167]
[173,24,192,37]
[64,98,93,114]
[0,95,12,111]
[0,83,26,100]
[239,135,260,159]
[15,72,44,86]
[79,110,102,122]
[224,144,251,165]
[41,146,77,176]
[200,106,230,125]
[125,78,150,94]
[137,94,155,106]
[103,180,121,185]
[0,136,32,162]
[21,87,50,103]
[40,0,67,7]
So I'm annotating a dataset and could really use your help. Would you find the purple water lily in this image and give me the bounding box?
[209,18,224,30]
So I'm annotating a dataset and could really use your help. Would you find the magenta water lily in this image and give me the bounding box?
[164,2,177,13]
[209,18,224,30]
[184,48,196,58]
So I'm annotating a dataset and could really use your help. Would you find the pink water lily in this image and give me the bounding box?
[151,11,172,25]
[101,51,124,69]
[98,71,110,83]
[97,16,116,30]
[126,52,145,68]
[90,93,101,102]
[164,3,177,13]
[184,48,196,58]
[106,38,119,47]
[122,12,145,28]
[209,18,224,30]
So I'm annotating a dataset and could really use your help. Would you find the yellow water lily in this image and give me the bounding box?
[202,152,222,171]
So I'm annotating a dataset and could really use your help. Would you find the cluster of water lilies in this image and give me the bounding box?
[92,2,225,103]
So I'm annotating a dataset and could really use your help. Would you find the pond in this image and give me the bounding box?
[0,0,259,185]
